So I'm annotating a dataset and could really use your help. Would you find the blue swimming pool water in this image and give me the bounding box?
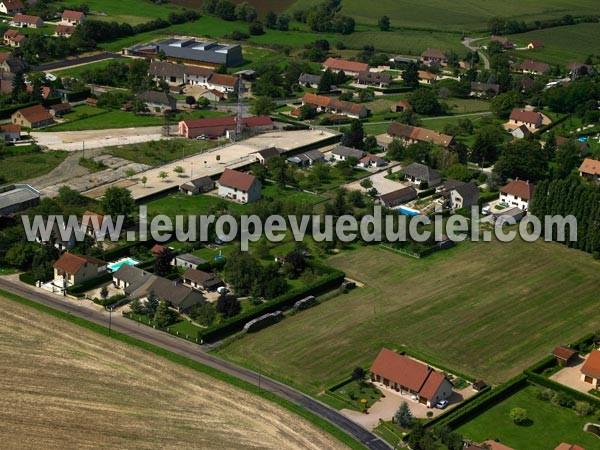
[578,137,588,142]
[397,206,420,216]
[108,257,140,272]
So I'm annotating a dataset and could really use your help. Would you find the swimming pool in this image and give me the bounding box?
[107,257,140,272]
[397,206,420,216]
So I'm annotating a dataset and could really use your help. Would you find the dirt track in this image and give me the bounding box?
[0,298,346,450]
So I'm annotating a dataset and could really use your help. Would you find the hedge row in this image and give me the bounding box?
[427,374,527,430]
[199,265,345,342]
[417,188,436,199]
[19,272,37,286]
[533,114,569,138]
[478,191,499,206]
[0,101,38,120]
[526,372,600,409]
[101,240,155,261]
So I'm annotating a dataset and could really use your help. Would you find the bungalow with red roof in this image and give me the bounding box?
[301,92,369,119]
[555,444,585,450]
[420,48,448,67]
[61,9,86,26]
[10,13,43,28]
[79,210,109,240]
[552,345,578,367]
[53,253,107,287]
[218,168,261,203]
[370,348,453,407]
[579,158,600,183]
[518,60,550,75]
[3,29,26,47]
[490,35,515,50]
[322,57,369,77]
[0,123,20,142]
[581,349,600,388]
[177,115,273,139]
[0,0,23,15]
[54,24,76,38]
[387,122,454,148]
[500,179,535,211]
[390,100,412,113]
[359,154,386,168]
[206,73,240,94]
[11,104,54,128]
[508,108,543,130]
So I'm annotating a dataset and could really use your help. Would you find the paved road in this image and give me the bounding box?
[0,277,391,450]
[33,52,122,72]
[462,37,490,70]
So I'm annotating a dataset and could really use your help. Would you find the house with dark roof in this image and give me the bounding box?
[490,35,515,50]
[182,268,223,291]
[500,180,535,211]
[556,136,589,156]
[136,91,177,112]
[298,73,322,89]
[552,345,578,366]
[301,92,369,119]
[178,115,273,139]
[387,122,454,148]
[449,182,479,210]
[53,253,107,286]
[251,146,280,165]
[331,145,365,162]
[370,348,453,407]
[0,0,24,15]
[509,108,543,130]
[400,162,442,187]
[10,13,43,28]
[287,149,324,167]
[379,186,417,208]
[0,52,27,73]
[0,183,39,215]
[172,253,207,270]
[420,48,448,66]
[11,104,54,128]
[149,60,186,85]
[566,62,595,79]
[180,176,215,195]
[112,264,153,294]
[218,168,261,203]
[579,158,600,183]
[357,71,391,88]
[470,81,500,97]
[125,273,205,313]
[322,57,369,77]
[581,349,600,388]
[49,102,72,117]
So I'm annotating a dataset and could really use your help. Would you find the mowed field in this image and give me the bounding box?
[507,23,600,65]
[0,298,345,450]
[219,239,600,392]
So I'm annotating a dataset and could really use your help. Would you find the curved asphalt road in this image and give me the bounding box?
[0,277,391,450]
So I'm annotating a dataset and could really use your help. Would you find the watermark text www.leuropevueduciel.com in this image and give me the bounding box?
[23,206,578,251]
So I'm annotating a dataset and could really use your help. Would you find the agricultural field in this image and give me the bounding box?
[219,239,600,393]
[56,0,177,24]
[507,23,600,66]
[457,385,599,449]
[104,139,221,166]
[288,0,600,32]
[0,297,344,450]
[0,150,68,184]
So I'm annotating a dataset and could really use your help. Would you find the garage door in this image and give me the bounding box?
[419,396,427,405]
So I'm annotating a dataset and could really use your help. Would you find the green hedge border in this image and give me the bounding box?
[0,288,366,450]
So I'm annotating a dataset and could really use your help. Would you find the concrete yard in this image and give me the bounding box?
[82,129,339,201]
[344,164,405,195]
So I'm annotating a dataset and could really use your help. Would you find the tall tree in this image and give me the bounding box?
[100,186,135,222]
[378,15,390,31]
[395,401,413,428]
[341,119,364,149]
[402,61,419,89]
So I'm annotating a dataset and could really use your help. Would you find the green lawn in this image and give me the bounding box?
[457,385,600,449]
[50,59,118,78]
[507,23,600,66]
[0,151,68,183]
[104,139,220,167]
[145,192,245,219]
[262,182,328,205]
[56,0,177,24]
[445,98,491,114]
[218,239,600,393]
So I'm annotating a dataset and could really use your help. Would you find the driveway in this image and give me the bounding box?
[344,164,405,195]
[551,355,597,395]
[462,37,490,70]
[342,382,475,429]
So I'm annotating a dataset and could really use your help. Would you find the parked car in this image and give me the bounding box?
[435,400,449,409]
[472,380,487,391]
[195,135,207,140]
[411,394,419,401]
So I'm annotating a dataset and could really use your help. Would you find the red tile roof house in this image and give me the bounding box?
[10,13,44,28]
[61,9,86,26]
[322,57,369,77]
[301,92,369,119]
[3,29,26,47]
[581,349,600,388]
[579,158,600,183]
[177,115,273,139]
[206,73,240,94]
[490,35,516,50]
[554,444,585,450]
[390,100,412,113]
[0,123,20,142]
[11,104,54,128]
[0,0,24,15]
[218,168,261,204]
[508,108,543,130]
[53,253,107,287]
[518,60,551,75]
[79,210,110,239]
[370,348,453,407]
[420,48,448,67]
[527,40,543,49]
[387,122,454,148]
[500,179,535,211]
[54,24,76,38]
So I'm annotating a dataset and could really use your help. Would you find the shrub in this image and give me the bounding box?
[509,407,528,425]
[535,388,555,401]
[426,411,434,418]
[574,401,595,416]
[551,391,575,408]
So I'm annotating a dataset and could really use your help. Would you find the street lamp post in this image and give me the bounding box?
[108,306,113,336]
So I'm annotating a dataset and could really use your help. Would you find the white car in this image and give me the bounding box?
[435,400,449,409]
[45,73,57,81]
[411,394,419,401]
